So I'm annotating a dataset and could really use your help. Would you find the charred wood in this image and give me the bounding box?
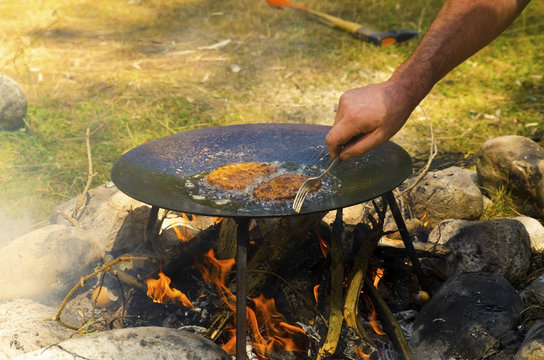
[317,210,345,360]
[363,277,414,360]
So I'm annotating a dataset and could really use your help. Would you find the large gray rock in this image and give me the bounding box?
[12,327,231,360]
[426,218,532,284]
[515,321,544,360]
[405,166,485,228]
[50,183,150,253]
[411,272,523,360]
[0,74,27,131]
[0,299,73,360]
[0,224,102,305]
[476,135,544,219]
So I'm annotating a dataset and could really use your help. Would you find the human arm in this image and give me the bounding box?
[325,0,531,160]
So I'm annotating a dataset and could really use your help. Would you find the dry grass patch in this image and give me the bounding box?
[0,0,542,233]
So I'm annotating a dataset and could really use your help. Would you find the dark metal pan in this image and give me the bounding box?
[111,123,412,217]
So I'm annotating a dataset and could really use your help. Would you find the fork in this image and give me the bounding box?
[292,156,341,213]
[292,134,363,213]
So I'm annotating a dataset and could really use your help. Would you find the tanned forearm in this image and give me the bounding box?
[391,0,530,107]
[326,0,530,160]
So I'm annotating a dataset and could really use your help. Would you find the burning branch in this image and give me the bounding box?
[342,245,376,344]
[317,210,345,360]
[343,201,387,343]
[363,276,414,360]
[50,254,148,331]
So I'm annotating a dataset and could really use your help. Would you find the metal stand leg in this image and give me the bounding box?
[234,217,250,360]
[332,207,344,247]
[383,191,432,295]
[145,205,160,252]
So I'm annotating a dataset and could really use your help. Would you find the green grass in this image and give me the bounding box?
[0,0,542,228]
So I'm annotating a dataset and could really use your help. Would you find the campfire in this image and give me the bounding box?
[9,130,543,360]
[52,197,426,360]
[75,123,422,359]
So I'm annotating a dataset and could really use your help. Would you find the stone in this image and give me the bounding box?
[476,135,544,219]
[322,204,364,226]
[12,327,231,360]
[50,183,151,253]
[0,224,102,305]
[514,216,544,269]
[405,166,485,228]
[514,217,544,253]
[410,272,523,360]
[0,299,73,360]
[0,74,27,131]
[515,321,544,360]
[520,272,544,304]
[425,218,532,284]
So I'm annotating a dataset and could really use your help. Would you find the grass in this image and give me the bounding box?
[480,186,520,220]
[0,0,542,230]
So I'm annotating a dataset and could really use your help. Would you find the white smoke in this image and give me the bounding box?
[0,208,40,247]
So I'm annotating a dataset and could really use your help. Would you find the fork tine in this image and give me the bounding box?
[292,182,312,212]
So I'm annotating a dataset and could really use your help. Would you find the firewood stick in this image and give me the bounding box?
[343,231,381,341]
[49,255,149,330]
[317,211,345,360]
[363,277,414,360]
[378,236,450,255]
[246,214,324,294]
[113,267,147,292]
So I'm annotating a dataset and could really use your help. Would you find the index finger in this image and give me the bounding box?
[325,121,363,159]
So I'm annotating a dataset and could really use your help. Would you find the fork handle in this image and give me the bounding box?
[339,133,365,152]
[321,156,341,177]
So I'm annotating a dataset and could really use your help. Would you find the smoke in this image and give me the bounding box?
[0,208,40,247]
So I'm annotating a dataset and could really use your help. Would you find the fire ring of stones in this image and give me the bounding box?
[1,135,544,360]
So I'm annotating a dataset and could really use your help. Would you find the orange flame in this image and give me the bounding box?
[219,294,308,357]
[369,267,386,335]
[196,250,307,357]
[221,323,237,355]
[172,225,194,242]
[355,345,371,359]
[368,300,386,336]
[146,272,194,308]
[313,284,320,304]
[373,267,384,288]
[250,294,307,356]
[316,231,329,258]
[196,249,237,310]
[420,212,429,227]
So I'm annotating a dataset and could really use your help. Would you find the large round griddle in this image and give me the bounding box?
[111,123,412,217]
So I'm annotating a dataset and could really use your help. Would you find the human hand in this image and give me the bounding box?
[325,80,417,160]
